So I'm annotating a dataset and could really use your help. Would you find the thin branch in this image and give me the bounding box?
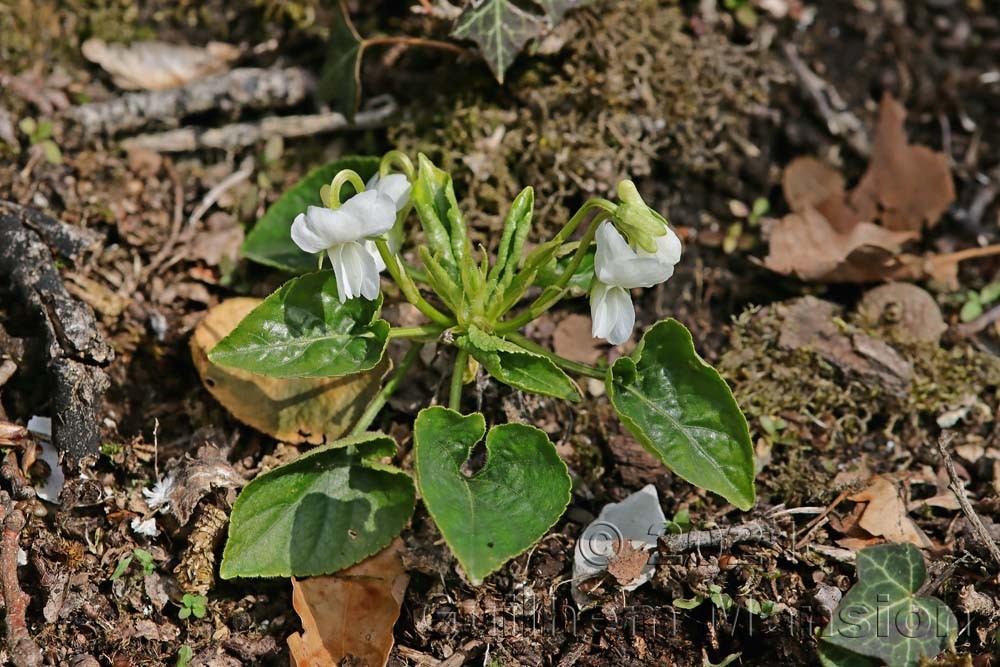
[0,493,42,667]
[121,97,397,153]
[936,432,1000,567]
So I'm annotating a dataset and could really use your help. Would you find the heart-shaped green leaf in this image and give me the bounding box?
[413,407,571,584]
[209,271,389,378]
[242,156,379,273]
[457,326,581,402]
[607,319,755,510]
[220,433,415,578]
[821,543,957,667]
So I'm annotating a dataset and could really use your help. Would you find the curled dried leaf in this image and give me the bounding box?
[191,298,388,444]
[82,39,240,90]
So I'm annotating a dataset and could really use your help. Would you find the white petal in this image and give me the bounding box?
[305,205,366,245]
[340,189,396,238]
[594,221,679,289]
[291,212,330,253]
[590,282,635,346]
[368,173,412,211]
[329,242,379,303]
[364,240,387,273]
[647,226,682,266]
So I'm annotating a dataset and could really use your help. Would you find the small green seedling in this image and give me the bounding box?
[214,150,756,585]
[110,548,156,581]
[175,645,193,667]
[18,117,62,165]
[959,281,1000,322]
[178,594,207,620]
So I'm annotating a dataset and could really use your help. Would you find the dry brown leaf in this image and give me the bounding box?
[763,207,917,282]
[848,475,931,549]
[782,156,856,233]
[849,93,955,232]
[606,540,651,587]
[553,313,604,365]
[191,298,389,444]
[81,39,240,90]
[288,539,409,667]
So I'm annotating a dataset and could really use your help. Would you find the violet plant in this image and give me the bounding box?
[210,151,754,584]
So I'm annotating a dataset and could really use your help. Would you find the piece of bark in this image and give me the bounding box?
[0,202,112,466]
[775,297,911,395]
[0,493,43,667]
[122,99,397,153]
[62,67,314,139]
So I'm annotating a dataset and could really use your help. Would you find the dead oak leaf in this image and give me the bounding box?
[849,93,955,233]
[848,475,931,549]
[763,207,917,283]
[191,298,389,445]
[289,539,409,667]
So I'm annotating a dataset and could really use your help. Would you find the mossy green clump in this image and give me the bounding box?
[389,2,777,238]
[718,302,1000,503]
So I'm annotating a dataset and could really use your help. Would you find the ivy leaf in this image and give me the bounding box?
[318,0,365,122]
[818,643,879,667]
[242,156,380,273]
[451,0,547,83]
[533,0,595,23]
[220,433,415,578]
[606,319,755,510]
[209,271,389,379]
[457,326,582,402]
[821,543,957,667]
[413,407,571,584]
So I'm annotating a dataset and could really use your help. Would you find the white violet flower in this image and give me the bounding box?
[291,189,396,303]
[142,475,175,511]
[367,172,411,212]
[590,221,682,345]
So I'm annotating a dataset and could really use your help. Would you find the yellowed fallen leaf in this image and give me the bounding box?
[288,538,409,667]
[191,298,389,444]
[82,39,239,90]
[848,475,931,549]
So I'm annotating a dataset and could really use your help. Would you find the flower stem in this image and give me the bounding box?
[449,348,468,411]
[495,213,606,333]
[349,343,423,436]
[389,325,445,339]
[507,332,606,380]
[375,238,454,327]
[379,150,415,179]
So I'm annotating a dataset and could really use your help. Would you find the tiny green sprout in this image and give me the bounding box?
[748,197,770,225]
[101,442,124,458]
[178,593,208,620]
[175,645,194,667]
[110,548,156,581]
[214,151,756,584]
[665,508,691,535]
[18,117,61,165]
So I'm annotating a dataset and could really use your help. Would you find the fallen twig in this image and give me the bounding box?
[62,66,314,139]
[0,492,42,667]
[120,96,398,153]
[936,432,1000,568]
[0,202,112,466]
[955,301,1000,338]
[784,43,871,158]
[658,519,781,554]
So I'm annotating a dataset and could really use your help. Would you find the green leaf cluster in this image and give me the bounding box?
[215,152,757,585]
